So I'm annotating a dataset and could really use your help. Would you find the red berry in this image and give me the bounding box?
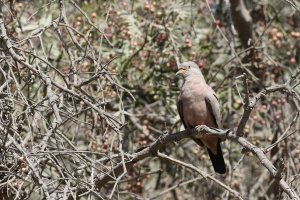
[185,38,190,44]
[262,105,267,110]
[253,115,258,121]
[103,143,108,149]
[171,61,177,67]
[106,33,112,39]
[198,61,205,69]
[261,120,267,126]
[275,113,281,120]
[145,1,150,9]
[290,57,296,65]
[214,20,222,27]
[236,99,242,105]
[277,99,282,104]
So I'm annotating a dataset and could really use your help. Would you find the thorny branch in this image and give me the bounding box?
[0,1,300,200]
[96,125,300,199]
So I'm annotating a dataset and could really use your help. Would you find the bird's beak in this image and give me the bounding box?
[176,68,186,77]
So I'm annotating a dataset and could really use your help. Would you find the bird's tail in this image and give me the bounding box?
[207,140,226,174]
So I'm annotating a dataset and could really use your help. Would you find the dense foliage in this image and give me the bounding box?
[0,0,299,199]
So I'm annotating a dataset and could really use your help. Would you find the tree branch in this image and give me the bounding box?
[95,125,299,200]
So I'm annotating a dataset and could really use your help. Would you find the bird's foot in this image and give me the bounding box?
[195,125,208,133]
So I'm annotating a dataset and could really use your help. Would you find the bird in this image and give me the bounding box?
[176,61,226,174]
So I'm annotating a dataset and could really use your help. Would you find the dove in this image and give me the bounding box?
[176,61,226,174]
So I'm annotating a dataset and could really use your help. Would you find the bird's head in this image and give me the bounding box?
[176,61,203,78]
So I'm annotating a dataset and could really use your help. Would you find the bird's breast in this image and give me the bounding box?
[181,93,208,127]
[180,84,216,128]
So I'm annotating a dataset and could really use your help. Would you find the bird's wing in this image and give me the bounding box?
[205,88,226,174]
[177,93,204,146]
[204,88,222,129]
[177,95,187,129]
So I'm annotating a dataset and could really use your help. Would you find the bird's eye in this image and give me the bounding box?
[188,66,191,69]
